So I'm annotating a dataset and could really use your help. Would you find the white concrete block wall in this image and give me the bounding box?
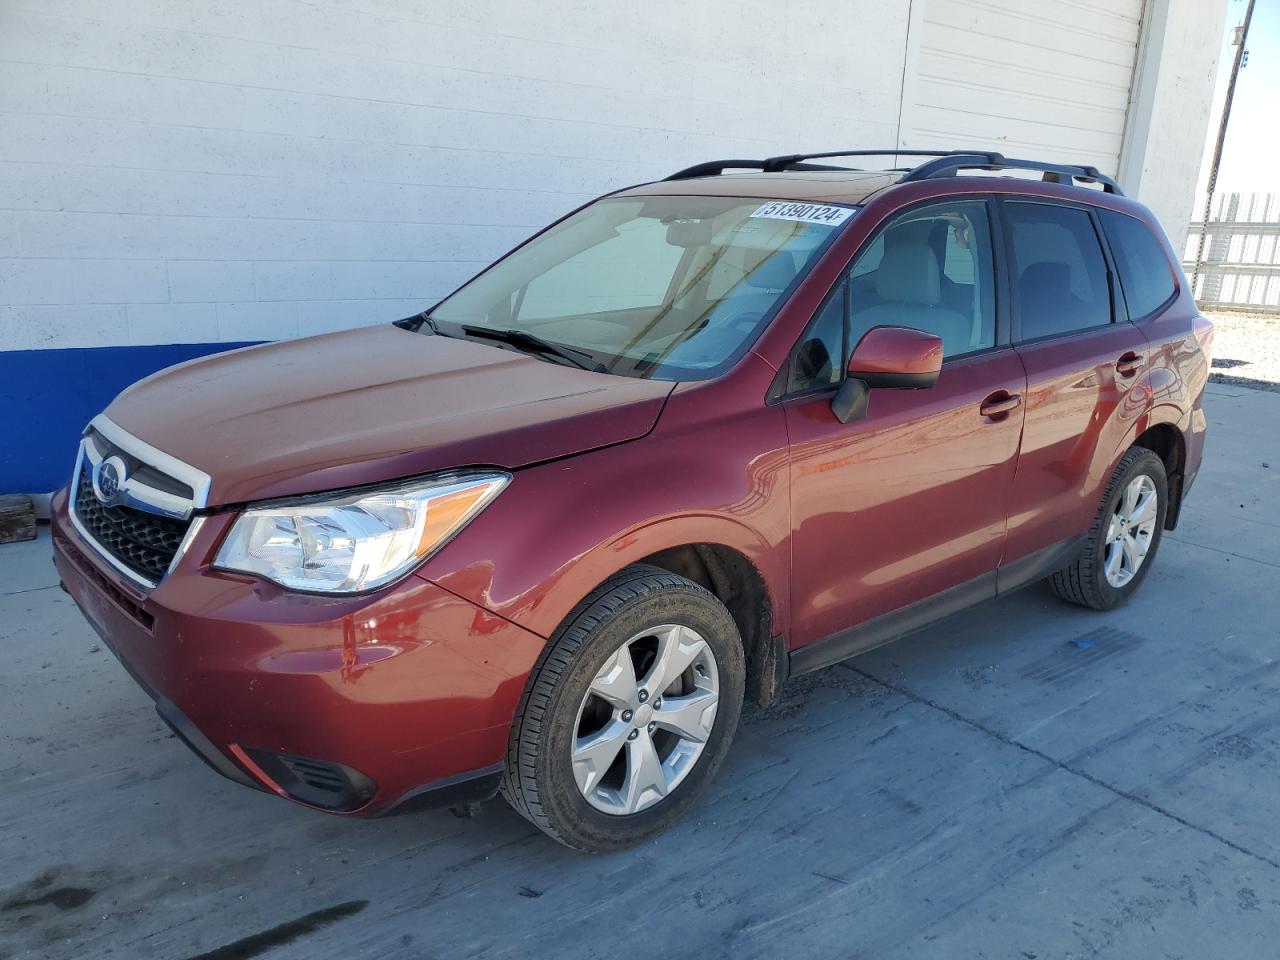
[0,0,911,352]
[1117,0,1231,239]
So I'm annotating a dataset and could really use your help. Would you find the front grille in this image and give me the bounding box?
[74,465,191,583]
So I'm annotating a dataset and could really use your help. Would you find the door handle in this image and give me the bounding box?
[1116,351,1144,376]
[980,392,1022,419]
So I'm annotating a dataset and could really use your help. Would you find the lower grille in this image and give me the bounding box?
[241,748,377,812]
[286,756,350,794]
[74,465,191,583]
[57,533,155,630]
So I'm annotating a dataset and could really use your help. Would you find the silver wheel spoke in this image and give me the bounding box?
[645,625,706,697]
[572,720,629,794]
[1121,479,1140,516]
[620,730,667,814]
[589,647,639,710]
[570,622,721,817]
[1105,541,1124,581]
[1107,516,1122,544]
[653,689,718,743]
[1129,489,1157,528]
[1104,474,1159,588]
[1125,531,1148,569]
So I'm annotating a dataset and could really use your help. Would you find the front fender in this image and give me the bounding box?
[414,397,791,644]
[525,510,786,641]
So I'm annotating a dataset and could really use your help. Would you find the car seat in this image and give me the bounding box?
[850,239,970,356]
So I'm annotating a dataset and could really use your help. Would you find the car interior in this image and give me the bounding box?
[848,212,990,358]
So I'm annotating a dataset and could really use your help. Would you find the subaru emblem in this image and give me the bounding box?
[93,456,127,505]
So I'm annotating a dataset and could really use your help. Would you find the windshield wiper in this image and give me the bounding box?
[395,310,454,337]
[459,325,608,372]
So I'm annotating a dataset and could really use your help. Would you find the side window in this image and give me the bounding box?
[1006,203,1112,339]
[787,281,846,393]
[1100,209,1177,319]
[847,201,995,359]
[850,236,883,278]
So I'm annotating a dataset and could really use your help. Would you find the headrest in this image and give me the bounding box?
[875,242,941,306]
[1020,262,1072,297]
[745,253,798,293]
[883,220,934,248]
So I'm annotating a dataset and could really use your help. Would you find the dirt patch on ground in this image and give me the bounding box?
[1205,311,1280,393]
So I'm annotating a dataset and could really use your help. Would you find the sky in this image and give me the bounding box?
[1199,0,1280,193]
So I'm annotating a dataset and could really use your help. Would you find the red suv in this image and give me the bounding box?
[52,149,1211,851]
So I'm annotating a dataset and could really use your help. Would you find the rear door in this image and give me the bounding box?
[784,198,1026,650]
[999,198,1152,582]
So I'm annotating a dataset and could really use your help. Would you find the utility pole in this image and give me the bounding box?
[1192,0,1256,295]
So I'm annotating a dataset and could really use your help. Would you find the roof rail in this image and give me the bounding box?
[897,153,1123,194]
[663,148,1124,195]
[664,159,853,179]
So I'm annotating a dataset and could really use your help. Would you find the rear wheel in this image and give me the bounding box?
[501,565,745,851]
[1048,447,1168,610]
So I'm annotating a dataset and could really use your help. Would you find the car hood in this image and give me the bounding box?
[104,324,674,506]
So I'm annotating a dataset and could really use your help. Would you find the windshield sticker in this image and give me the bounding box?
[750,201,854,226]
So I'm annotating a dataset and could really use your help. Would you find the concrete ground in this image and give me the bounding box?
[3,381,1279,960]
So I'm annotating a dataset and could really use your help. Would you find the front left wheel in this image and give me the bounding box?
[501,565,745,852]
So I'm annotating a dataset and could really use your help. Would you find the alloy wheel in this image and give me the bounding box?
[571,624,720,815]
[1103,474,1159,588]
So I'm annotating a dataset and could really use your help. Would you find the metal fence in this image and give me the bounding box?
[1183,192,1280,313]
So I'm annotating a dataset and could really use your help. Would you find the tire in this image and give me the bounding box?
[1047,447,1168,611]
[501,564,745,852]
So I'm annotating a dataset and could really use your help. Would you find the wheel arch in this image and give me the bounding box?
[543,516,787,707]
[1130,411,1188,529]
[636,542,781,707]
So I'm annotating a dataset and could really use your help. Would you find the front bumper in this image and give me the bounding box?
[51,487,545,816]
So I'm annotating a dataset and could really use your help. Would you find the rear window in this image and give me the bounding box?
[1100,209,1177,319]
[1006,202,1112,340]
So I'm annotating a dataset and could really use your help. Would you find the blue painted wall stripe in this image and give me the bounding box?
[1,342,260,495]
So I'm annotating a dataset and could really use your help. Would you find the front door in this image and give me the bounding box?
[783,198,1026,651]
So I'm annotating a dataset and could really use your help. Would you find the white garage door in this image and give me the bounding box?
[906,0,1144,175]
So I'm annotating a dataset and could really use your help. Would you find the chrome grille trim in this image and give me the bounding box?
[69,416,212,590]
[86,414,211,516]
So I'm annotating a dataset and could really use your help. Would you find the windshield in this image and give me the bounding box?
[429,195,854,380]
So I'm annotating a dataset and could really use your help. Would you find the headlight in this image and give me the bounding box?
[214,473,509,593]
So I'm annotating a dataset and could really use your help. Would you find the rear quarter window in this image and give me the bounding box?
[1100,209,1177,319]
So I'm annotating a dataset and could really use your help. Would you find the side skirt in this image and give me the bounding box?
[788,535,1085,678]
[995,534,1086,595]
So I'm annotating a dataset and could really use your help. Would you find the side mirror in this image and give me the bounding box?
[831,326,944,423]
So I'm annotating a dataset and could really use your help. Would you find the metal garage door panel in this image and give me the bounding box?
[908,0,1144,174]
